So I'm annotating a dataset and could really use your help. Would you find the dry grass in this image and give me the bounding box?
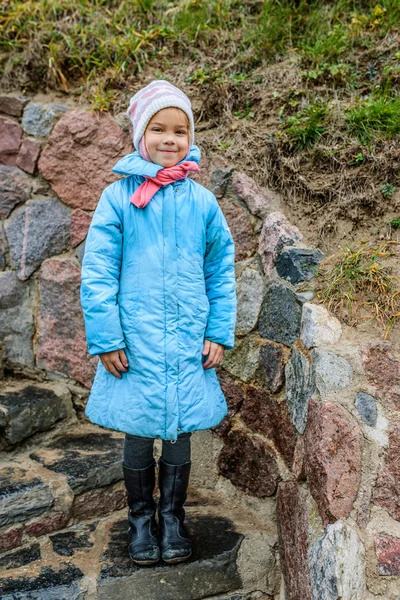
[316,240,400,336]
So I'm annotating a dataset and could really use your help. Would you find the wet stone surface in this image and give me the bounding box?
[50,522,97,556]
[0,563,83,600]
[0,384,73,446]
[0,466,54,527]
[98,514,243,600]
[0,543,41,570]
[275,248,323,284]
[30,431,124,494]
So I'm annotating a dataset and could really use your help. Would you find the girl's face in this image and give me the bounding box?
[144,107,190,168]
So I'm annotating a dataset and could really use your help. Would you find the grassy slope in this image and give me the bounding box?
[1,0,399,249]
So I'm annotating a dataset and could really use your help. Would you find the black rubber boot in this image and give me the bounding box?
[158,458,192,564]
[123,461,160,565]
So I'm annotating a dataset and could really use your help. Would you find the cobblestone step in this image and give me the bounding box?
[0,496,273,600]
[0,424,126,554]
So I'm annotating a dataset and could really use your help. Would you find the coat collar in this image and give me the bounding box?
[112,145,201,178]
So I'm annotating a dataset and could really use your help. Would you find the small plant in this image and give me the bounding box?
[233,101,255,120]
[349,152,365,165]
[316,240,400,337]
[217,140,233,150]
[381,183,398,198]
[390,217,400,229]
[284,102,328,150]
[346,97,400,144]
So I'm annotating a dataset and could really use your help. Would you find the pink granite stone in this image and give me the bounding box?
[232,171,270,218]
[258,212,302,276]
[70,209,93,248]
[16,139,41,174]
[361,340,400,409]
[375,535,400,575]
[37,257,97,387]
[0,117,22,166]
[304,400,362,526]
[373,425,400,521]
[39,110,132,210]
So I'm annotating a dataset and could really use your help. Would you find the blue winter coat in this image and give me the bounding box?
[81,146,236,440]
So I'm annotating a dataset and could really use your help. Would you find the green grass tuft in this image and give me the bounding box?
[346,97,400,144]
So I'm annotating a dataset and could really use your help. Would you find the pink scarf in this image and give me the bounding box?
[130,161,199,209]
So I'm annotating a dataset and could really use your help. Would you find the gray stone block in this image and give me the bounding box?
[0,384,73,446]
[355,392,377,426]
[0,468,54,526]
[22,103,65,137]
[0,165,32,219]
[276,248,324,284]
[0,273,34,367]
[285,348,315,433]
[5,198,71,280]
[0,563,84,600]
[30,430,124,495]
[259,282,302,347]
[236,267,263,335]
[312,350,353,397]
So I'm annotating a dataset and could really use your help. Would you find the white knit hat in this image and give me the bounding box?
[127,80,195,150]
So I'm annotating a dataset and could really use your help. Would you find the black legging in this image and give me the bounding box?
[124,432,191,469]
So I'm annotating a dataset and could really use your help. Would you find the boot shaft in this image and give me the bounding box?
[158,458,191,520]
[123,461,157,517]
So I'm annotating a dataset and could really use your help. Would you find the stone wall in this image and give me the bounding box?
[1,94,400,599]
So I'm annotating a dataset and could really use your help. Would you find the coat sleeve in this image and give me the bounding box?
[203,197,236,349]
[80,186,125,356]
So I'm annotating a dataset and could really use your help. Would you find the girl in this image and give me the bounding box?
[81,80,236,566]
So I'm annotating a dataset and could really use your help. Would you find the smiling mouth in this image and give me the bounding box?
[158,149,177,153]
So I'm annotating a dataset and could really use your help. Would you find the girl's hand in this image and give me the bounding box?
[100,349,129,379]
[202,340,224,370]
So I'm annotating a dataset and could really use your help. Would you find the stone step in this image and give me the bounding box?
[0,424,126,554]
[0,380,76,449]
[0,495,272,600]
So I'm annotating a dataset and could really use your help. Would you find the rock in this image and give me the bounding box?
[0,117,22,166]
[21,103,66,137]
[0,563,84,600]
[210,168,234,199]
[277,483,312,600]
[354,392,377,426]
[0,543,41,570]
[219,198,257,262]
[70,209,93,248]
[218,430,280,497]
[285,348,315,434]
[304,400,362,525]
[309,521,366,600]
[98,514,243,600]
[0,465,54,527]
[241,386,297,467]
[50,523,97,557]
[258,212,302,276]
[312,350,353,397]
[276,248,324,284]
[0,383,73,447]
[26,512,70,538]
[0,96,28,118]
[0,165,32,219]
[361,340,400,409]
[0,224,6,270]
[0,526,23,553]
[16,139,41,174]
[373,425,400,521]
[236,267,263,335]
[39,110,132,210]
[71,482,126,521]
[222,336,261,383]
[0,271,34,367]
[213,369,245,436]
[300,303,342,349]
[374,535,400,575]
[75,239,86,264]
[37,257,97,387]
[259,341,286,393]
[5,198,71,280]
[30,430,124,495]
[259,283,302,347]
[296,291,316,303]
[231,171,270,218]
